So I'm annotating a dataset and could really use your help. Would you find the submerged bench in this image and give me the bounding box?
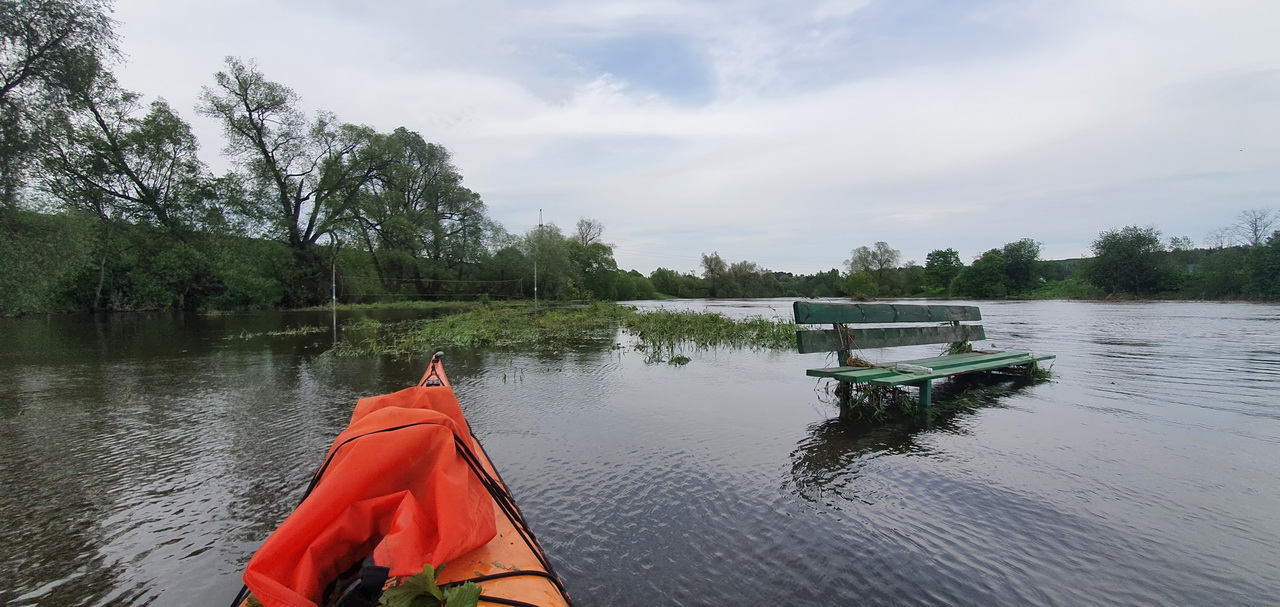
[794,301,1054,407]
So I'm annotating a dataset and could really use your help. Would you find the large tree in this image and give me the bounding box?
[698,253,774,298]
[1001,238,1042,293]
[952,249,1008,298]
[700,251,728,297]
[38,66,205,229]
[353,127,490,297]
[198,57,381,253]
[649,267,681,297]
[35,63,211,311]
[524,222,572,300]
[198,57,383,303]
[924,248,963,292]
[567,240,618,299]
[1082,225,1174,295]
[1245,231,1280,299]
[727,259,775,298]
[430,187,493,287]
[846,241,901,293]
[574,217,605,246]
[1231,208,1277,247]
[1,0,118,205]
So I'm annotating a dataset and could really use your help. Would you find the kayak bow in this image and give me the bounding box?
[232,352,571,607]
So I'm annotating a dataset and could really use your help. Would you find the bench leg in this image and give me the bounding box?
[918,380,933,408]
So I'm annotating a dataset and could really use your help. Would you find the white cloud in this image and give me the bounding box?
[109,0,1280,273]
[810,0,875,21]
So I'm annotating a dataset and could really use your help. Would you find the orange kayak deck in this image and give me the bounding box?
[236,353,571,607]
[436,429,571,607]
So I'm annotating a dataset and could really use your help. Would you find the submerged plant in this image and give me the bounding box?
[1027,359,1053,381]
[324,302,798,362]
[229,325,329,339]
[325,303,625,356]
[344,317,384,330]
[299,301,477,313]
[621,309,796,359]
[839,383,915,420]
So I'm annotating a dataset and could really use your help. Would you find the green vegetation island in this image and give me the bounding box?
[2,1,1278,317]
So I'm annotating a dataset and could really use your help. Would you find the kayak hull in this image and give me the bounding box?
[235,353,570,607]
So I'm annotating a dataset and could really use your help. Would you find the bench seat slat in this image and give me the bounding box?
[794,301,981,324]
[796,324,986,354]
[804,350,1019,378]
[870,352,1056,386]
[810,351,1037,382]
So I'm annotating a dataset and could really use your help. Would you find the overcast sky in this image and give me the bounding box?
[110,0,1279,275]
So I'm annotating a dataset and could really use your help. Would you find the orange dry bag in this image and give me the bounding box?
[241,376,496,607]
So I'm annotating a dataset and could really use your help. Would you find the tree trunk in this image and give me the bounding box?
[427,271,442,297]
[412,265,429,298]
[93,220,115,312]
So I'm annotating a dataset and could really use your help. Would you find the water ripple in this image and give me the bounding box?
[3,302,1280,605]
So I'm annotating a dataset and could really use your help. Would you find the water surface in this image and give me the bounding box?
[1,300,1277,605]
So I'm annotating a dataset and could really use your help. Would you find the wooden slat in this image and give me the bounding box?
[812,351,1034,382]
[871,353,1055,387]
[824,367,897,382]
[793,301,981,324]
[892,351,1012,367]
[806,350,1027,379]
[807,366,878,378]
[796,324,986,354]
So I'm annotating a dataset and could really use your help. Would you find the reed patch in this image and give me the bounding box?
[324,302,796,361]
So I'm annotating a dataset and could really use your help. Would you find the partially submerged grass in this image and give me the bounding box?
[624,309,796,360]
[297,300,484,313]
[830,384,916,421]
[329,304,619,355]
[325,302,797,360]
[1027,359,1053,381]
[229,325,329,339]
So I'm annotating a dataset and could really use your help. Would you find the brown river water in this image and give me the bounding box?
[1,299,1277,606]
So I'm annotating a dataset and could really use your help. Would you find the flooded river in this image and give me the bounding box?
[1,300,1278,606]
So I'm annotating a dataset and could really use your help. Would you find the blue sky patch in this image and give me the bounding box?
[563,31,714,103]
[779,0,1055,90]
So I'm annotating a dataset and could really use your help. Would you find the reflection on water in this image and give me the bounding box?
[789,373,1046,509]
[1,300,1279,606]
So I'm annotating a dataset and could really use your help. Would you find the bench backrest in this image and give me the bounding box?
[793,301,986,354]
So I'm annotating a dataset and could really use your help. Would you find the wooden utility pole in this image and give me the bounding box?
[534,209,542,311]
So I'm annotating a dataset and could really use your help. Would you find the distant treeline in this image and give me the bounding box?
[645,209,1279,303]
[0,206,666,314]
[1,2,1276,315]
[4,201,1279,315]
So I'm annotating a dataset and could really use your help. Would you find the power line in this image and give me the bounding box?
[335,291,524,300]
[339,275,522,284]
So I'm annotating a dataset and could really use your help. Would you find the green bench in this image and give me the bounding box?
[794,301,1054,407]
